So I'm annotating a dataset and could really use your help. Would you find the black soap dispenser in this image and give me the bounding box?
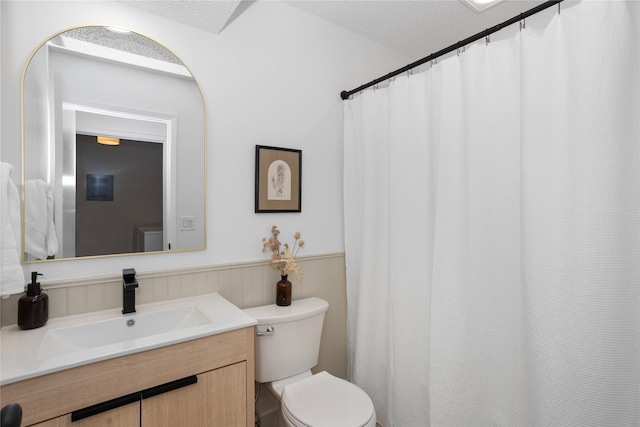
[18,272,49,330]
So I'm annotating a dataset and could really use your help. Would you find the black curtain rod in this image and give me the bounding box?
[340,0,563,100]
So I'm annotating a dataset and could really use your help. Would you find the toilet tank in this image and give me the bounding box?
[243,297,329,383]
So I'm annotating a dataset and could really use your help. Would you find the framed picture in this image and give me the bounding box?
[255,145,302,213]
[86,174,114,201]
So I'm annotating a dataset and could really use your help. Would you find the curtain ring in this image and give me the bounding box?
[520,18,525,31]
[558,2,561,14]
[485,34,490,45]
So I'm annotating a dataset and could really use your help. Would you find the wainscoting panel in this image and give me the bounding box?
[0,253,348,379]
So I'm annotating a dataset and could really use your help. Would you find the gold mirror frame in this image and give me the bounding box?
[21,26,206,263]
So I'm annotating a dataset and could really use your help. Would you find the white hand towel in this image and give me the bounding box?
[24,179,59,260]
[1,162,25,297]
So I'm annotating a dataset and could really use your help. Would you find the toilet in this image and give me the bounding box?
[244,297,376,427]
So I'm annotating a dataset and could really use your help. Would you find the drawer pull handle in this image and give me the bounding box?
[71,375,198,422]
[71,392,139,422]
[141,375,198,400]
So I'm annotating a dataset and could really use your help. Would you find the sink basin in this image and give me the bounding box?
[37,306,211,360]
[1,293,257,386]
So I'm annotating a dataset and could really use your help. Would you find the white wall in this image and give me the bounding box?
[1,0,409,282]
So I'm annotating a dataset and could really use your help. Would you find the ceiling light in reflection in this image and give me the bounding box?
[97,136,120,145]
[106,27,132,34]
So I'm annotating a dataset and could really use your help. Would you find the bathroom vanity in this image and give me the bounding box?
[0,294,256,426]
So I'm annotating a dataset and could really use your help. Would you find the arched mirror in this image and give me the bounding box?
[22,26,205,262]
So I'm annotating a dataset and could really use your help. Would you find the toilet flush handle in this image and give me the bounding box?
[256,326,275,336]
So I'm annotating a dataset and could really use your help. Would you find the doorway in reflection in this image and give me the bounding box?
[22,26,206,262]
[75,134,163,257]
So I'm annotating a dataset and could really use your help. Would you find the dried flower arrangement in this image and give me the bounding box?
[261,225,305,280]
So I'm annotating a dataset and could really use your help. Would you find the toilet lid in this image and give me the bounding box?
[282,371,374,427]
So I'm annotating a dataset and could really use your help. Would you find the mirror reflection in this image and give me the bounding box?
[22,26,205,262]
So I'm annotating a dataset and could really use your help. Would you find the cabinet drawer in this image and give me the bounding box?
[2,327,253,426]
[142,362,246,427]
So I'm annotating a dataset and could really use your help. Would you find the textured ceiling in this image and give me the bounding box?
[119,0,244,34]
[119,0,577,60]
[60,27,182,64]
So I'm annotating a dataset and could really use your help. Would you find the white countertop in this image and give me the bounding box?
[0,293,256,386]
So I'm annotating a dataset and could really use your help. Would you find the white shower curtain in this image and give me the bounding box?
[343,2,639,427]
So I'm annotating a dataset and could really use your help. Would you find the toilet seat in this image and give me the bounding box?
[281,371,375,427]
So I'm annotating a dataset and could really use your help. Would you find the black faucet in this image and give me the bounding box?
[122,268,138,314]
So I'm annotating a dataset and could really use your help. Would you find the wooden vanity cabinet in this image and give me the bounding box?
[142,362,246,425]
[1,327,254,427]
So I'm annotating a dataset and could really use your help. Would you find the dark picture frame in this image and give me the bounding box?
[255,145,302,213]
[86,174,114,201]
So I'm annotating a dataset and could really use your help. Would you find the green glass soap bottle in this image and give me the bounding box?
[18,272,48,330]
